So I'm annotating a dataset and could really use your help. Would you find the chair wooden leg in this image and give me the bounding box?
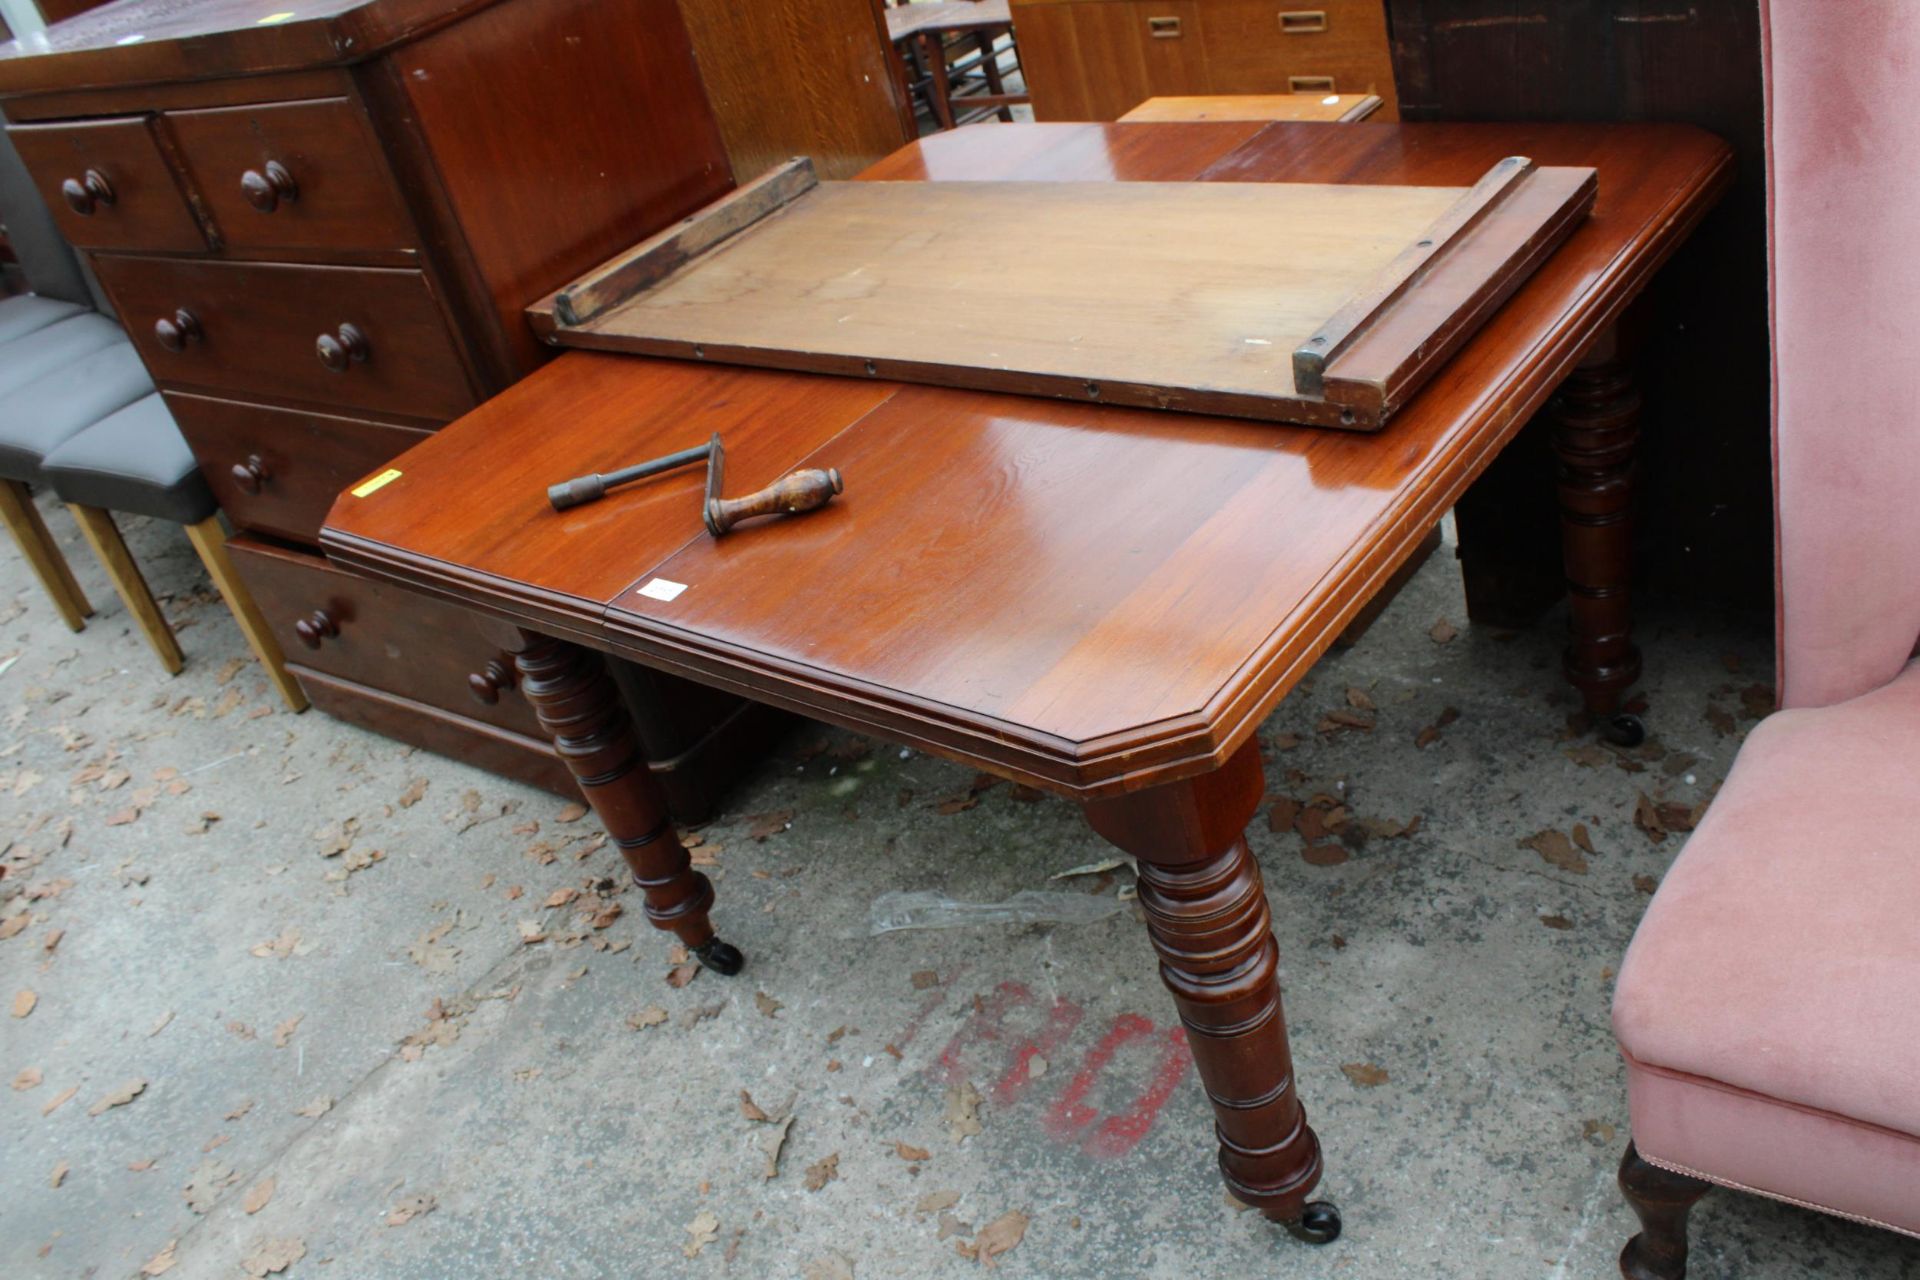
[0,479,92,630]
[183,515,308,713]
[1619,1142,1713,1280]
[66,504,183,674]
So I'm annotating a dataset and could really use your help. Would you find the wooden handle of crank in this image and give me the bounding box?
[705,468,843,536]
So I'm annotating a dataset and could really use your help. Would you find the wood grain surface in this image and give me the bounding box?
[325,120,1732,798]
[1120,92,1382,123]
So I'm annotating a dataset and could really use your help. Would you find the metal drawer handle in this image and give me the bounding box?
[1279,10,1328,34]
[153,308,203,353]
[230,454,270,495]
[315,323,370,373]
[468,657,518,705]
[1289,75,1338,92]
[1148,15,1181,37]
[60,168,115,216]
[240,160,299,214]
[294,609,339,649]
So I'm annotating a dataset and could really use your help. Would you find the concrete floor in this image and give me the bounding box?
[3,498,1915,1280]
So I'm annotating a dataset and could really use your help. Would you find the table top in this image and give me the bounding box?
[885,0,1012,41]
[322,121,1731,799]
[1121,93,1384,124]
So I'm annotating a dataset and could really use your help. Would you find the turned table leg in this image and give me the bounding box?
[1553,328,1645,741]
[507,630,742,975]
[1619,1142,1712,1280]
[1083,741,1337,1244]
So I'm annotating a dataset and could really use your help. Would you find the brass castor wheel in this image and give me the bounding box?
[693,939,744,976]
[1604,713,1647,748]
[1284,1201,1342,1245]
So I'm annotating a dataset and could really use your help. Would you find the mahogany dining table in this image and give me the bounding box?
[320,120,1731,1244]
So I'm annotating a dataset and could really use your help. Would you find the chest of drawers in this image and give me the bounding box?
[1010,0,1400,121]
[0,0,782,816]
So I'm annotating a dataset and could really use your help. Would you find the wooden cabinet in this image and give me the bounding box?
[0,0,785,817]
[1011,0,1399,121]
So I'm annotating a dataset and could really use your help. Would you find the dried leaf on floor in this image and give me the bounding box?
[957,1210,1029,1266]
[627,1005,669,1031]
[804,1254,856,1280]
[755,991,783,1019]
[1345,687,1376,711]
[1521,830,1588,875]
[1539,913,1574,930]
[272,1017,302,1049]
[1271,732,1302,751]
[249,927,302,960]
[1428,618,1458,644]
[12,989,36,1018]
[556,802,588,823]
[294,1095,333,1118]
[42,1084,78,1116]
[1571,823,1595,855]
[49,1159,69,1187]
[747,809,794,840]
[239,1237,305,1277]
[1341,1062,1389,1088]
[683,1211,720,1259]
[12,1066,41,1091]
[1583,1119,1618,1145]
[408,921,460,974]
[182,1160,235,1213]
[397,777,429,809]
[1632,874,1659,896]
[916,1190,961,1215]
[935,794,978,816]
[386,1192,437,1226]
[945,1082,983,1142]
[139,1240,179,1275]
[1317,708,1374,734]
[225,1099,255,1121]
[1266,798,1301,833]
[804,1152,840,1192]
[895,1141,931,1162]
[242,1177,275,1215]
[759,1114,795,1179]
[88,1078,147,1116]
[1300,844,1349,867]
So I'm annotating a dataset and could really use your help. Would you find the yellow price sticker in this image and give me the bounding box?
[350,468,403,498]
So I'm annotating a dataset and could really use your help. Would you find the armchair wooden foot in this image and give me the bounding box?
[1083,741,1336,1243]
[1619,1142,1713,1280]
[66,504,183,674]
[0,480,92,631]
[508,630,741,974]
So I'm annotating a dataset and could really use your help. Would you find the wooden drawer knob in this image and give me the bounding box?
[293,609,339,649]
[60,168,115,216]
[240,160,299,214]
[230,454,270,495]
[315,323,370,373]
[153,308,203,353]
[467,657,517,705]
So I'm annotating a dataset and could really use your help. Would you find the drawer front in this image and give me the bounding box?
[6,117,207,252]
[227,535,545,738]
[1198,0,1399,109]
[294,667,578,800]
[165,392,430,545]
[167,97,417,255]
[92,256,477,420]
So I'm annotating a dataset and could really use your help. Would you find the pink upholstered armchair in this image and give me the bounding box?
[1609,2,1920,1276]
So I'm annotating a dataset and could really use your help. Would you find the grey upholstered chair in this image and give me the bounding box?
[0,125,304,710]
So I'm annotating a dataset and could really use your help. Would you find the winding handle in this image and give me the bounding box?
[293,609,339,650]
[705,467,843,537]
